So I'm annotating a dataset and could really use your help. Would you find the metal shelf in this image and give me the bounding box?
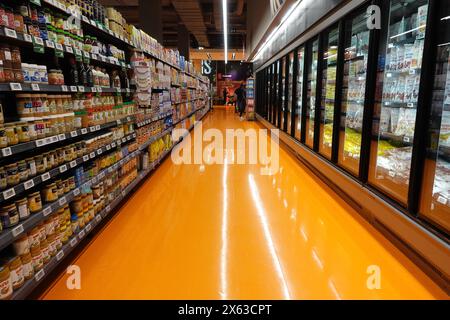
[135,112,173,128]
[0,83,134,94]
[0,115,135,160]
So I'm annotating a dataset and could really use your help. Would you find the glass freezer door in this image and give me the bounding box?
[280,57,287,130]
[369,0,429,204]
[420,1,450,234]
[295,47,305,141]
[305,39,319,148]
[287,52,294,134]
[319,26,339,159]
[338,11,371,175]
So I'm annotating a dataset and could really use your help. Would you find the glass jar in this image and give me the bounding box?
[34,155,45,174]
[0,203,19,229]
[0,60,5,83]
[26,157,36,177]
[42,183,58,203]
[17,160,28,182]
[16,122,30,143]
[20,253,34,280]
[28,191,42,214]
[5,163,19,187]
[16,94,33,119]
[4,123,18,146]
[0,265,13,300]
[10,46,21,70]
[30,245,43,272]
[0,125,7,148]
[8,256,24,290]
[0,167,6,190]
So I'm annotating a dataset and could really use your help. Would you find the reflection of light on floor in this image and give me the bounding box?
[300,225,308,242]
[294,186,297,193]
[272,178,276,186]
[220,156,229,299]
[319,219,324,226]
[312,248,324,271]
[290,208,297,220]
[277,188,282,198]
[283,199,288,208]
[328,279,342,300]
[199,165,205,172]
[248,174,291,300]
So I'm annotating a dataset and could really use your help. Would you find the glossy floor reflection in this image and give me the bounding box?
[42,107,446,299]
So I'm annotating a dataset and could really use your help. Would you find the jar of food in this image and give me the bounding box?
[0,167,6,190]
[56,148,65,165]
[28,227,41,247]
[15,198,30,221]
[27,122,37,141]
[68,176,76,190]
[16,94,33,119]
[32,95,43,117]
[25,158,36,178]
[5,163,19,187]
[34,120,45,139]
[0,126,7,148]
[20,253,34,280]
[13,235,30,256]
[16,122,30,143]
[0,60,5,83]
[17,160,28,183]
[27,192,42,213]
[30,245,43,272]
[5,123,18,146]
[40,239,50,264]
[3,66,13,83]
[13,9,25,33]
[47,233,57,257]
[0,45,12,69]
[0,203,19,229]
[63,178,70,194]
[8,256,24,290]
[34,155,45,174]
[42,183,58,203]
[48,69,59,85]
[55,179,64,197]
[0,265,13,300]
[71,196,83,214]
[10,46,21,70]
[38,223,46,241]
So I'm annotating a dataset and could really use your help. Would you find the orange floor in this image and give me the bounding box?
[42,107,446,300]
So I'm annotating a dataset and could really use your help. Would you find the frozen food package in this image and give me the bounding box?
[405,75,415,103]
[380,107,390,133]
[396,76,406,103]
[390,107,400,133]
[417,5,428,39]
[397,46,405,71]
[404,44,414,70]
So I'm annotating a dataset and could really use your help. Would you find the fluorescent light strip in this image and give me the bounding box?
[441,15,450,21]
[223,0,228,64]
[390,25,426,39]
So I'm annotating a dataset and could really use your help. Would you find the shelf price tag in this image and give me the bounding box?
[97,149,102,155]
[70,160,77,168]
[106,144,111,151]
[23,34,32,43]
[70,238,77,247]
[73,188,80,196]
[56,250,64,261]
[78,86,85,92]
[61,85,69,92]
[70,86,78,92]
[75,48,82,62]
[91,87,97,93]
[31,83,40,91]
[78,230,86,239]
[58,134,66,141]
[89,126,96,132]
[81,128,88,134]
[83,155,89,162]
[82,16,89,23]
[41,172,51,181]
[96,215,102,223]
[70,130,78,137]
[90,152,96,159]
[95,125,100,131]
[35,269,45,282]
[3,187,16,200]
[55,43,64,58]
[65,46,73,54]
[45,40,55,48]
[43,206,52,217]
[59,165,67,173]
[4,28,17,39]
[86,224,92,232]
[59,197,66,206]
[24,179,35,190]
[97,86,102,93]
[1,147,12,157]
[9,83,22,91]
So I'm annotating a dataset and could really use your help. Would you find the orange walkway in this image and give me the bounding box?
[42,107,446,300]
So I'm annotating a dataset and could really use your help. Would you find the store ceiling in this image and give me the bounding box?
[99,0,247,50]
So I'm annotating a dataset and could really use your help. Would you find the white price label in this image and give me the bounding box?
[23,34,32,42]
[82,16,89,23]
[24,179,35,190]
[83,155,89,162]
[78,230,85,239]
[9,83,22,91]
[108,167,113,173]
[108,30,113,35]
[95,125,101,131]
[31,83,40,91]
[97,149,102,155]
[43,206,52,217]
[86,224,92,232]
[33,37,44,46]
[116,119,121,125]
[97,86,102,93]
[91,53,97,60]
[59,165,67,173]
[35,269,45,282]
[58,134,66,141]
[44,137,53,144]
[96,215,102,223]
[90,152,96,158]
[4,28,17,38]
[3,188,16,200]
[70,160,77,168]
[90,126,96,132]
[122,190,126,197]
[78,86,85,92]
[91,87,97,92]
[70,238,77,247]
[98,172,105,179]
[73,188,80,196]
[46,40,55,48]
[75,49,82,56]
[70,86,78,92]
[56,250,64,261]
[59,197,66,206]
[122,138,126,143]
[12,224,24,237]
[41,172,51,181]
[1,147,12,157]
[389,171,396,178]
[55,43,63,51]
[111,142,116,148]
[81,128,88,134]
[92,177,97,184]
[404,136,411,143]
[106,205,111,212]
[106,145,111,151]
[70,130,78,137]
[82,51,90,58]
[61,85,69,92]
[437,196,447,205]
[65,46,73,53]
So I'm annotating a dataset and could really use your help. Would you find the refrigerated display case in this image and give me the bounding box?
[287,52,295,133]
[420,1,450,234]
[369,0,429,205]
[305,39,319,148]
[338,9,371,175]
[319,26,340,159]
[280,57,287,130]
[295,47,306,141]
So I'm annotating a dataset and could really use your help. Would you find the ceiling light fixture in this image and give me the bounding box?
[222,0,228,64]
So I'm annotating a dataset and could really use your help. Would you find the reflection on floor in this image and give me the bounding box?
[42,106,446,299]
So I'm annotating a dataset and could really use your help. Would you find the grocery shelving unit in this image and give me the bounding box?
[0,0,211,300]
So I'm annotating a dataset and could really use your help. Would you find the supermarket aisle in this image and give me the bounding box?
[42,107,446,300]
